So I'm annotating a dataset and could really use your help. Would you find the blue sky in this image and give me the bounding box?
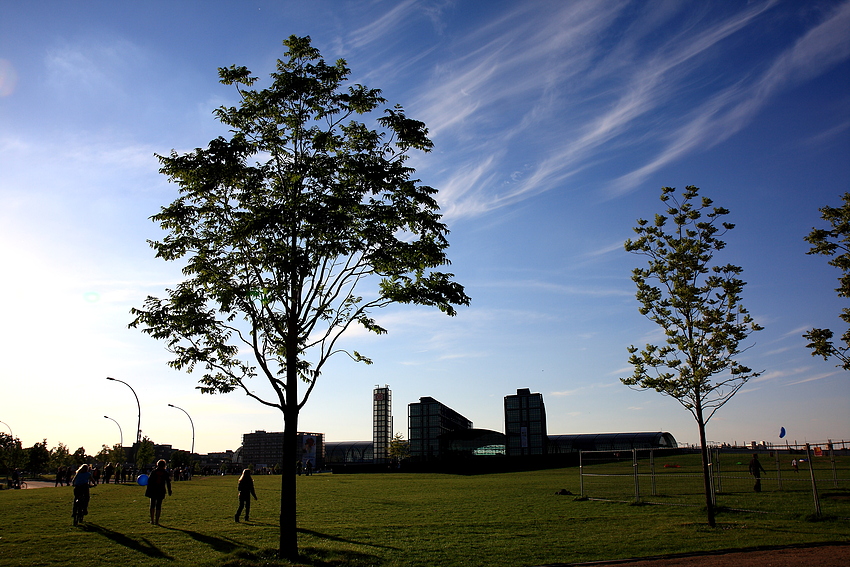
[1,0,848,456]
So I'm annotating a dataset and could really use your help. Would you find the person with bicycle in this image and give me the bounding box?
[71,464,95,524]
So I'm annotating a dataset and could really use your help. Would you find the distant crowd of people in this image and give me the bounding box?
[50,462,196,487]
[54,463,139,486]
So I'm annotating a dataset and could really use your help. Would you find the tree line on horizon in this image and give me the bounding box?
[0,433,198,479]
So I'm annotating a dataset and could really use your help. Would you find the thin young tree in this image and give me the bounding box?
[623,186,762,527]
[803,192,850,370]
[135,437,155,469]
[130,36,469,559]
[388,432,410,467]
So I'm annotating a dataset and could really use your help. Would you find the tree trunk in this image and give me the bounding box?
[279,326,300,561]
[696,406,716,527]
[279,403,299,560]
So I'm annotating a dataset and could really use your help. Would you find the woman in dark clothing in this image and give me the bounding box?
[145,459,172,525]
[234,469,258,522]
[71,464,95,523]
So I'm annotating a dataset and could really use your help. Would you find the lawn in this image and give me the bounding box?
[1,462,848,566]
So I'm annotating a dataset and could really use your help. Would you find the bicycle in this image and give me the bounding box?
[70,464,95,526]
[72,490,87,526]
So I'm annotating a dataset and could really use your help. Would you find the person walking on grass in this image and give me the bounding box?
[748,453,766,492]
[234,469,257,522]
[145,459,172,525]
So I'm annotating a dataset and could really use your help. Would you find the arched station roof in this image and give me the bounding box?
[325,441,374,463]
[547,432,677,453]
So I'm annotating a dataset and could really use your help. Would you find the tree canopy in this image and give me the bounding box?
[388,432,410,465]
[26,440,50,474]
[623,185,762,527]
[804,192,850,370]
[0,433,25,476]
[135,436,155,468]
[129,35,468,559]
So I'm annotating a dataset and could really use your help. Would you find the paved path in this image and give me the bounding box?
[20,481,59,489]
[18,481,130,489]
[559,543,850,566]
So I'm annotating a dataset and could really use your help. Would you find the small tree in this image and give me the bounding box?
[95,444,110,463]
[623,186,762,527]
[49,443,71,471]
[388,432,410,467]
[804,192,850,370]
[97,443,127,465]
[0,433,26,479]
[72,447,89,466]
[135,437,155,469]
[170,450,192,469]
[26,440,50,475]
[130,35,469,559]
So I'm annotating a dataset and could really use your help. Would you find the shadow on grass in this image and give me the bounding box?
[217,546,383,567]
[297,527,401,551]
[160,524,248,553]
[236,524,400,552]
[82,523,173,560]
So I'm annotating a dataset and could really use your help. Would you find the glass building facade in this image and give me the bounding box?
[240,430,324,470]
[440,428,507,457]
[504,388,547,456]
[373,386,392,463]
[408,396,472,460]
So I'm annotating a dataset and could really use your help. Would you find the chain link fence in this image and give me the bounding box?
[578,444,850,518]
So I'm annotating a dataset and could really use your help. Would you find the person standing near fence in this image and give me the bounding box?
[748,453,766,492]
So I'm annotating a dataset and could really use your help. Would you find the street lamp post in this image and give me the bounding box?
[103,416,123,448]
[106,377,141,460]
[167,404,195,456]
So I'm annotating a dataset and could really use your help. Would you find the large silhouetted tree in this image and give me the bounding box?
[623,186,762,527]
[804,193,850,371]
[130,35,469,560]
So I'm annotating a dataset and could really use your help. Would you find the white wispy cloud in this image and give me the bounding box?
[785,371,841,386]
[347,0,421,50]
[475,278,632,297]
[584,241,627,258]
[44,37,148,98]
[401,0,849,216]
[610,0,850,195]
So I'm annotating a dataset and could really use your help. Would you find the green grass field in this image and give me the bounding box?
[1,459,848,567]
